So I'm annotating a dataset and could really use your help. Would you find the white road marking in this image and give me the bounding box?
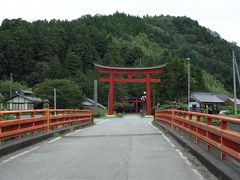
[97,119,109,125]
[65,131,76,136]
[65,129,82,136]
[2,146,40,163]
[148,122,176,148]
[175,149,203,179]
[162,133,176,148]
[176,149,192,166]
[192,169,204,180]
[148,122,161,131]
[47,137,62,144]
[148,122,203,179]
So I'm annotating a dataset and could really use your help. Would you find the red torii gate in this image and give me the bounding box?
[94,63,166,115]
[123,97,142,113]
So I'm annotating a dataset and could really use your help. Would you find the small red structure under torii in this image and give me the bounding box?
[94,63,166,115]
[123,97,142,113]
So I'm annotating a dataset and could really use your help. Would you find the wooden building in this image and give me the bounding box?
[6,90,42,110]
[190,92,225,114]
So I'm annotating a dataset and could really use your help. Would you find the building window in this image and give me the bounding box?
[27,104,33,109]
[192,104,197,111]
[7,103,11,110]
[12,103,25,110]
[19,104,25,110]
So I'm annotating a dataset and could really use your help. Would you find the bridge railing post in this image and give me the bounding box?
[171,109,174,128]
[44,108,50,132]
[91,110,94,124]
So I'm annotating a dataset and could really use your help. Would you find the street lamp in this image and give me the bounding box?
[186,58,191,112]
[141,91,146,112]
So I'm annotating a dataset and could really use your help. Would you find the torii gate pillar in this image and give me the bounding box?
[146,73,151,115]
[109,73,114,115]
[94,63,166,116]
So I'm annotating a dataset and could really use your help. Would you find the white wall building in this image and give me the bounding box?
[6,90,42,110]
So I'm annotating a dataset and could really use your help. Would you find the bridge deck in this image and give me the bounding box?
[0,115,216,180]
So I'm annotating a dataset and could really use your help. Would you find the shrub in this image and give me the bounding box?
[114,103,127,113]
[140,110,145,117]
[0,113,16,120]
[93,108,106,117]
[116,113,123,118]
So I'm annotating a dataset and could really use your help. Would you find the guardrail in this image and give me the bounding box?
[154,109,240,161]
[0,109,92,144]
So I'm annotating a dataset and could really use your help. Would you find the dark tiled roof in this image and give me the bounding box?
[215,94,229,102]
[6,91,42,103]
[83,98,107,109]
[228,98,240,105]
[93,63,167,70]
[18,94,42,103]
[191,92,224,103]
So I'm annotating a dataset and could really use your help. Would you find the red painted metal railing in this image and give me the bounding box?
[0,109,92,143]
[155,109,240,161]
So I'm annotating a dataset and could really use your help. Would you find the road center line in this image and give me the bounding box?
[2,146,40,163]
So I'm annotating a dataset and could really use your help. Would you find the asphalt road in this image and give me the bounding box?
[0,115,216,180]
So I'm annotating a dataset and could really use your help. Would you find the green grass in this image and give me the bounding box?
[188,115,219,125]
[52,132,60,137]
[1,114,16,120]
[220,114,240,119]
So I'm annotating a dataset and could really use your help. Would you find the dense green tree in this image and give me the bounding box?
[101,44,124,66]
[47,55,66,79]
[33,79,83,108]
[26,62,50,86]
[65,49,82,75]
[0,81,28,99]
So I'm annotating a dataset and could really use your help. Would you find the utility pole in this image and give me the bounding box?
[94,80,98,109]
[234,55,240,85]
[9,73,13,97]
[232,48,237,114]
[186,58,191,112]
[54,88,56,110]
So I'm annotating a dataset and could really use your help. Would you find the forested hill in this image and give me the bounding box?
[0,13,239,108]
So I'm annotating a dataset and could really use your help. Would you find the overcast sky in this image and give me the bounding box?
[1,0,239,45]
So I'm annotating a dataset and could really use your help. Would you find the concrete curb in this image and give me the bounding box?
[0,122,93,158]
[153,121,240,180]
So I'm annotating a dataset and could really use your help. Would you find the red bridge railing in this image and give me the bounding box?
[155,109,240,161]
[0,109,92,144]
